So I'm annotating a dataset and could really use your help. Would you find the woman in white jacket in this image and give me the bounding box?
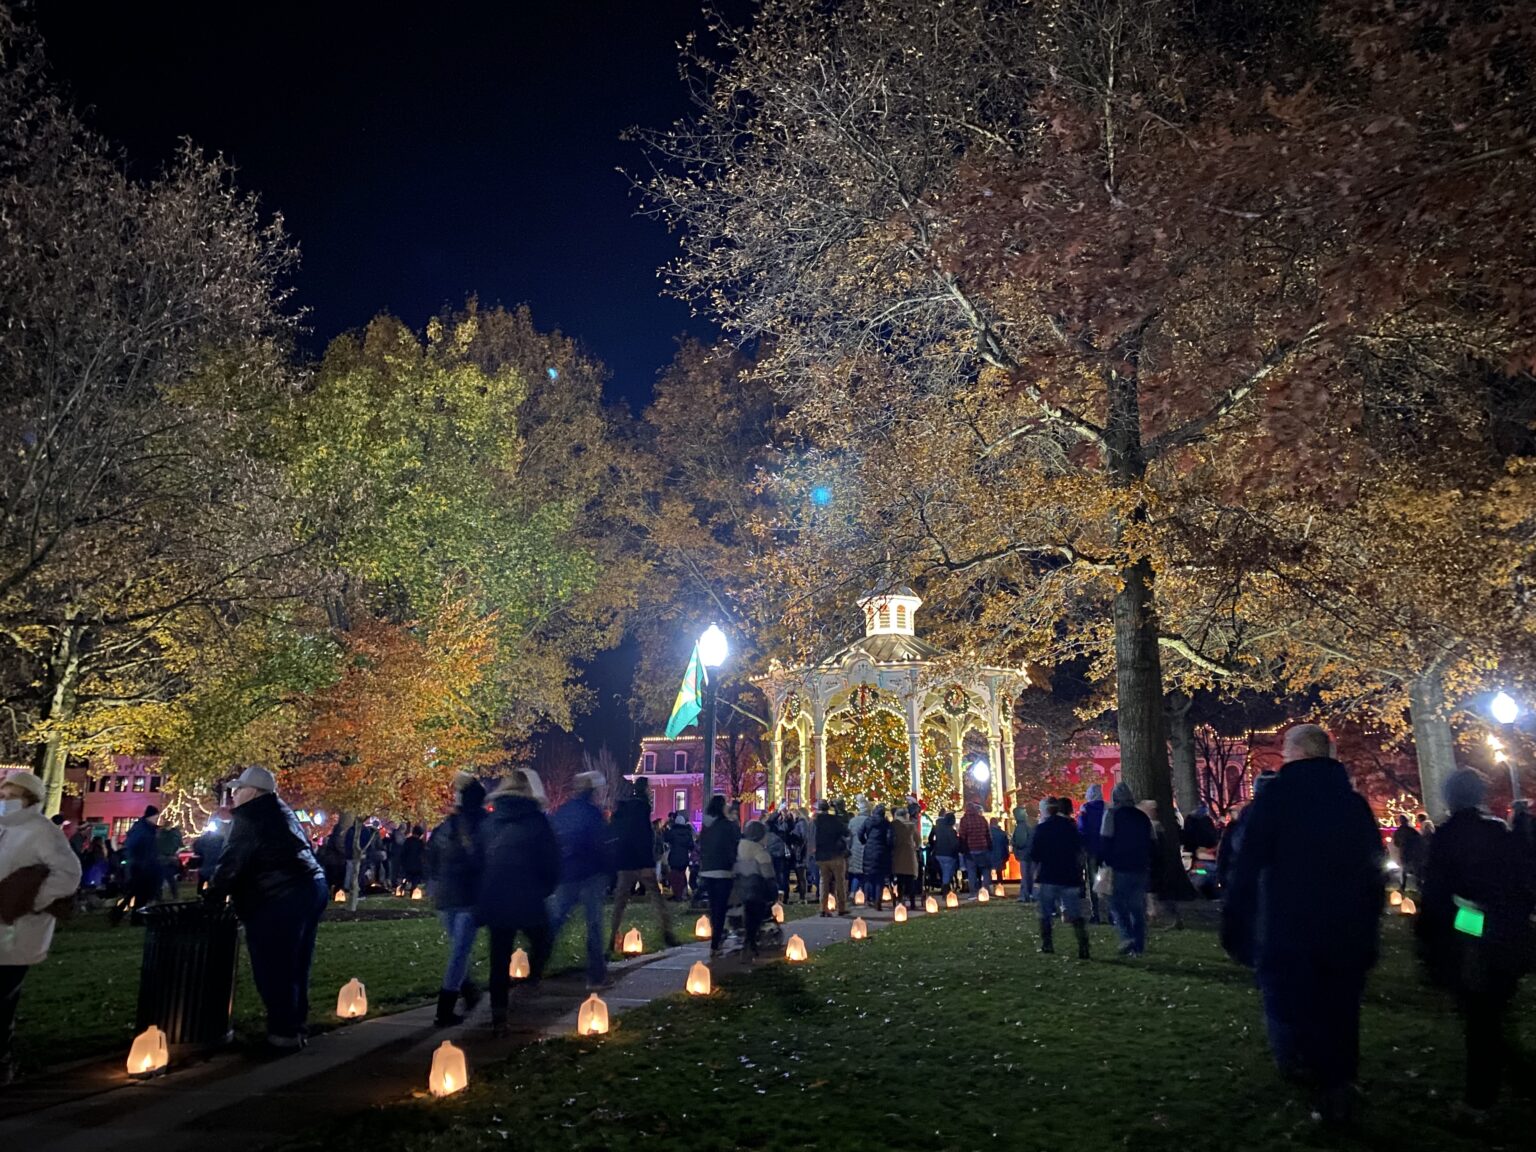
[0,770,82,1083]
[733,821,778,961]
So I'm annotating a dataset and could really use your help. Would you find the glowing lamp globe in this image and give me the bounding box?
[1491,691,1520,726]
[509,947,530,980]
[411,886,424,901]
[854,889,866,906]
[622,927,643,955]
[924,895,939,914]
[698,623,729,669]
[978,886,991,904]
[1389,890,1404,907]
[771,901,784,924]
[333,888,346,903]
[686,961,712,996]
[945,891,960,909]
[785,933,808,962]
[127,1024,168,1077]
[695,915,712,939]
[893,903,908,922]
[825,893,838,914]
[336,977,368,1019]
[850,916,868,940]
[1400,898,1418,915]
[429,1040,468,1097]
[578,993,610,1035]
[970,760,991,783]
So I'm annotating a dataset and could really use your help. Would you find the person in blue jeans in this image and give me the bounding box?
[1028,796,1090,959]
[547,772,612,990]
[427,774,487,1025]
[1099,781,1153,956]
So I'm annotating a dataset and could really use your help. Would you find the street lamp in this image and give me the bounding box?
[1489,691,1522,804]
[969,759,991,783]
[698,625,729,803]
[1490,691,1519,726]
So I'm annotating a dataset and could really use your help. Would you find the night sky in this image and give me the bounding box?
[37,0,723,411]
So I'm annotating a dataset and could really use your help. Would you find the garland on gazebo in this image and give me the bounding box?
[827,701,958,812]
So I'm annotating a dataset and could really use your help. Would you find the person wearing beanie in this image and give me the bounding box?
[608,776,678,955]
[1417,768,1536,1117]
[112,803,165,925]
[1099,781,1153,955]
[208,766,329,1052]
[0,769,81,1083]
[548,772,613,992]
[847,796,872,900]
[1221,724,1384,1125]
[427,775,488,1025]
[1028,789,1091,959]
[1078,784,1107,922]
[697,794,741,953]
[733,819,778,959]
[476,769,560,1033]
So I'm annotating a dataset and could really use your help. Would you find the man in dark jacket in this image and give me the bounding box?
[548,772,612,991]
[1078,784,1107,922]
[1221,725,1384,1125]
[697,794,741,952]
[608,777,677,952]
[1391,814,1425,894]
[957,802,991,899]
[858,804,893,911]
[813,800,849,915]
[1100,781,1154,956]
[1416,769,1536,1116]
[208,767,328,1051]
[113,806,163,923]
[931,811,961,893]
[427,775,486,1026]
[988,818,1009,891]
[1029,797,1090,959]
[477,769,560,1033]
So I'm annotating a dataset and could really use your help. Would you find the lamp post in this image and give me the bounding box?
[1489,691,1521,804]
[698,624,729,802]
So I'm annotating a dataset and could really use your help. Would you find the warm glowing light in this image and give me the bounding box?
[336,978,368,1019]
[429,1040,468,1097]
[622,927,643,955]
[850,916,868,940]
[825,893,837,914]
[333,889,346,903]
[893,903,908,922]
[698,624,729,669]
[1491,691,1520,726]
[854,889,866,906]
[578,993,610,1035]
[880,886,893,902]
[1400,898,1418,915]
[924,895,939,914]
[1389,890,1404,907]
[695,915,712,939]
[686,961,711,995]
[785,933,808,962]
[992,885,1004,898]
[945,891,959,909]
[970,760,991,783]
[509,948,530,979]
[978,886,991,904]
[126,1025,168,1076]
[411,886,424,900]
[771,902,784,924]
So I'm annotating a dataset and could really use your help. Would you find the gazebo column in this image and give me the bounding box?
[798,724,810,804]
[951,724,966,803]
[812,707,828,801]
[768,730,783,811]
[987,734,1004,813]
[1000,721,1016,811]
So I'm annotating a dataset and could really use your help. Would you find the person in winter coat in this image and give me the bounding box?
[1143,800,1186,929]
[930,811,961,893]
[665,814,695,901]
[208,766,329,1051]
[891,809,921,908]
[957,802,992,899]
[193,814,229,891]
[113,805,163,923]
[399,825,428,892]
[1416,769,1536,1117]
[858,804,893,910]
[476,769,560,1033]
[697,795,741,954]
[0,770,82,1083]
[763,815,791,902]
[792,810,815,902]
[847,797,871,898]
[1391,814,1426,894]
[1099,782,1154,956]
[988,818,1009,891]
[1181,805,1221,869]
[548,772,612,992]
[1221,725,1384,1126]
[426,774,487,1026]
[813,800,849,914]
[608,777,677,951]
[1011,805,1036,903]
[733,821,779,959]
[1028,794,1090,959]
[1078,784,1107,922]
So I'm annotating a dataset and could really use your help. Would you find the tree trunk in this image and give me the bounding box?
[1167,690,1200,816]
[32,612,85,818]
[1408,666,1459,824]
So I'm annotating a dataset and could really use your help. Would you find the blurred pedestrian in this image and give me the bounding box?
[931,810,960,893]
[988,816,1009,891]
[112,806,163,924]
[1099,782,1152,956]
[1028,790,1090,959]
[399,824,428,892]
[813,799,849,914]
[698,794,740,954]
[665,813,695,901]
[1078,784,1106,922]
[1011,804,1035,904]
[548,772,612,992]
[848,797,871,899]
[733,820,778,960]
[892,806,920,908]
[427,774,487,1026]
[859,803,892,911]
[609,778,677,951]
[957,801,991,899]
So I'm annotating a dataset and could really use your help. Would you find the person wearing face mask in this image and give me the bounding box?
[207,766,328,1054]
[0,769,82,1084]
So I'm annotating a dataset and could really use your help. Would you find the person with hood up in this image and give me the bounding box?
[858,803,893,910]
[608,777,676,952]
[664,813,695,901]
[476,769,560,1034]
[793,808,816,903]
[847,797,871,899]
[892,806,921,907]
[1028,791,1090,959]
[988,817,1009,891]
[930,810,961,893]
[1078,784,1107,922]
[1099,782,1154,956]
[1011,805,1036,903]
[1416,769,1536,1118]
[733,820,779,960]
[1221,725,1384,1126]
[697,794,741,953]
[427,773,487,1027]
[763,813,791,902]
[548,771,613,993]
[208,767,329,1052]
[957,802,991,899]
[0,769,81,1084]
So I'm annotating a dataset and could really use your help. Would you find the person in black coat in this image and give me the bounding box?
[1030,797,1090,958]
[858,804,893,911]
[1416,769,1536,1115]
[608,777,676,952]
[208,766,328,1051]
[664,815,696,901]
[475,770,560,1032]
[697,795,741,953]
[1221,725,1384,1125]
[427,775,486,1026]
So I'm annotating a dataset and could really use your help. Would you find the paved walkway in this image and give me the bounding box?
[0,899,977,1150]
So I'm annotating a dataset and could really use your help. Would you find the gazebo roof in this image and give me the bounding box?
[818,630,947,667]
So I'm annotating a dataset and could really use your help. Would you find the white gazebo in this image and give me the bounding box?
[753,585,1047,811]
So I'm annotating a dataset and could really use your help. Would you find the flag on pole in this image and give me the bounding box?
[664,643,706,739]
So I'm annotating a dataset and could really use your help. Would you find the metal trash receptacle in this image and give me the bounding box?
[133,900,241,1053]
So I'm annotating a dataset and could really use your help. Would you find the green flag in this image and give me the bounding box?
[664,644,705,739]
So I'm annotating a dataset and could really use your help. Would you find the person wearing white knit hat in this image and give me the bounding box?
[0,769,82,1083]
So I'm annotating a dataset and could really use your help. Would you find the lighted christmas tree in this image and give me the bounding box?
[826,691,957,812]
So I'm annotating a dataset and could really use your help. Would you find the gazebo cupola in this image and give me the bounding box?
[857,585,922,637]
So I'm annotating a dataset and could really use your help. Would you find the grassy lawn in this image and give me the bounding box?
[284,907,1533,1152]
[19,892,739,1071]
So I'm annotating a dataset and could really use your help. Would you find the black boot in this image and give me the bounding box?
[1038,917,1054,954]
[1073,919,1091,960]
[460,978,482,1013]
[434,989,464,1027]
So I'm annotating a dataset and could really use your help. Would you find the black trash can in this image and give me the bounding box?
[133,900,242,1053]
